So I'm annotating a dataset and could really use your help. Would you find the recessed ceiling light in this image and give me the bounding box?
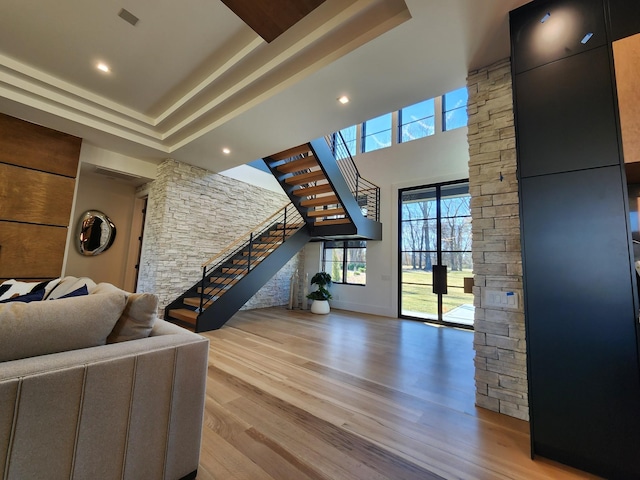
[222,147,231,154]
[97,63,110,73]
[338,95,350,104]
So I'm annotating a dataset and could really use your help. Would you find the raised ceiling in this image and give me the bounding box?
[0,0,530,173]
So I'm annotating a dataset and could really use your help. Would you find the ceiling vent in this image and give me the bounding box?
[94,165,142,182]
[118,8,139,27]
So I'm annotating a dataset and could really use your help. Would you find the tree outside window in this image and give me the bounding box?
[323,240,366,285]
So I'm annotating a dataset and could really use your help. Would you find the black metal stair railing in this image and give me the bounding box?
[325,132,380,222]
[196,203,304,315]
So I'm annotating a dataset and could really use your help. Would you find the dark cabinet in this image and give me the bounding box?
[510,0,606,74]
[609,0,640,42]
[520,168,640,476]
[510,0,640,478]
[515,46,619,178]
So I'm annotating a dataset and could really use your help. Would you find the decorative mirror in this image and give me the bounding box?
[76,210,117,256]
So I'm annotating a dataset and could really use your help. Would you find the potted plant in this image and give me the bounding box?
[307,272,332,314]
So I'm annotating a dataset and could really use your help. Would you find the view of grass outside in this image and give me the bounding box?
[401,268,474,316]
[324,240,366,286]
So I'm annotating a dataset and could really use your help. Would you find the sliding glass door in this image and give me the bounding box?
[399,180,474,328]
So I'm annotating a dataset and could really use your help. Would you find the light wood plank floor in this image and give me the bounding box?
[196,307,599,480]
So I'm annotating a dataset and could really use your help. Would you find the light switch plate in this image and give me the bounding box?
[484,289,518,309]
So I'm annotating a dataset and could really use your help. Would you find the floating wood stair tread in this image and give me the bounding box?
[307,207,345,218]
[233,257,266,265]
[292,183,333,197]
[183,296,220,308]
[314,218,352,226]
[199,283,236,295]
[222,266,250,274]
[273,222,305,230]
[301,195,338,207]
[168,308,197,325]
[242,248,275,255]
[284,170,325,185]
[276,156,317,173]
[256,236,286,243]
[269,144,311,161]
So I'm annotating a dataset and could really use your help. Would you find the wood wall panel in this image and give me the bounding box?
[0,113,81,178]
[0,113,80,280]
[613,33,640,164]
[0,163,75,226]
[0,222,67,279]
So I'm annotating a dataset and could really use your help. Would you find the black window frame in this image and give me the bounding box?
[322,240,367,286]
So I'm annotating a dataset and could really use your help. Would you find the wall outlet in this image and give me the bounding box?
[484,290,518,309]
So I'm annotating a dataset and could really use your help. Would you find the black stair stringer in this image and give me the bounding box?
[308,138,382,240]
[195,228,311,332]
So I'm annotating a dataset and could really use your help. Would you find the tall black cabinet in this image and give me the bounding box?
[510,1,640,478]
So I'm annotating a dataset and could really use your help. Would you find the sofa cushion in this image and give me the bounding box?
[91,283,158,343]
[0,292,126,362]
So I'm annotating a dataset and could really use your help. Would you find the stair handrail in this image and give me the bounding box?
[324,132,380,221]
[194,203,304,316]
[202,202,293,268]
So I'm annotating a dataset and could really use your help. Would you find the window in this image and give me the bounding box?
[443,87,468,131]
[335,125,357,159]
[362,113,392,153]
[323,240,367,285]
[399,98,435,142]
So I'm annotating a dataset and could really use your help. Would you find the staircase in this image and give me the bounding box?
[263,136,381,240]
[165,205,310,332]
[164,134,381,332]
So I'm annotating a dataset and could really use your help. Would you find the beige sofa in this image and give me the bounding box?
[0,278,209,480]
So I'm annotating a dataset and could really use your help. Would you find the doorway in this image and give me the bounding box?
[399,180,474,328]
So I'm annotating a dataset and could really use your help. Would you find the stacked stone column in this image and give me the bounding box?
[467,59,528,421]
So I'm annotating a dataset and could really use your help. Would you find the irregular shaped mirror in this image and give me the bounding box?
[76,210,116,256]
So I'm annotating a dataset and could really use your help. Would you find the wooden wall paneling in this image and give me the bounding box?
[613,33,640,164]
[219,0,326,42]
[515,46,620,178]
[0,222,67,279]
[0,163,75,226]
[0,113,80,178]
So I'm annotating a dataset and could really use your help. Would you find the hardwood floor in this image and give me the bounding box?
[196,307,599,480]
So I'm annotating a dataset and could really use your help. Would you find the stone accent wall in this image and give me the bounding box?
[138,159,302,314]
[467,58,528,421]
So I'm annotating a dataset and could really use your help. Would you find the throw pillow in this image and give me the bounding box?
[0,279,62,301]
[0,291,126,362]
[0,284,11,298]
[0,288,45,304]
[58,285,89,299]
[91,283,158,343]
[107,292,158,343]
[47,276,97,300]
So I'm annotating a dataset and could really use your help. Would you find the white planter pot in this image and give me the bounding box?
[310,299,330,314]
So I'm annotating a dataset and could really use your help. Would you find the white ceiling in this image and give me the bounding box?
[0,0,530,173]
